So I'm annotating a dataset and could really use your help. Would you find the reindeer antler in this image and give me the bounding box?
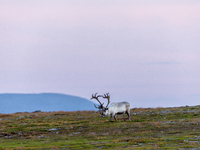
[91,93,104,109]
[102,93,110,108]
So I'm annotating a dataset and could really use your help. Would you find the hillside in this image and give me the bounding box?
[0,93,96,114]
[1,105,200,149]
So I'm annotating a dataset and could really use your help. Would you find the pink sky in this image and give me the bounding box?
[1,1,200,107]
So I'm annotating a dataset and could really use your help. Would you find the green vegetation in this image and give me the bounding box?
[1,106,200,149]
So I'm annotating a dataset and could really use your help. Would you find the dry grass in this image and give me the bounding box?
[1,106,200,149]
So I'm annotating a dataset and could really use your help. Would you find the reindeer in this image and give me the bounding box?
[91,93,131,121]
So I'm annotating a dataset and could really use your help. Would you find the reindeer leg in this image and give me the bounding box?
[110,114,113,121]
[126,111,131,121]
[114,115,117,121]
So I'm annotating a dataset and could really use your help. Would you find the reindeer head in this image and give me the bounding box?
[91,93,110,116]
[100,93,110,117]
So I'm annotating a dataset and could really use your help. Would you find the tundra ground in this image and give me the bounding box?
[1,106,200,149]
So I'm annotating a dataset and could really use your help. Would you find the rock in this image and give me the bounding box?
[65,127,73,129]
[72,132,81,135]
[37,135,44,139]
[33,110,42,113]
[160,110,165,114]
[164,121,174,124]
[131,113,137,115]
[47,128,60,131]
[98,146,105,149]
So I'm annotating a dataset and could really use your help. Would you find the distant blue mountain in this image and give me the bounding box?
[0,93,96,114]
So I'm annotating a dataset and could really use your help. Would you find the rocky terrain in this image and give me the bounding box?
[1,105,200,149]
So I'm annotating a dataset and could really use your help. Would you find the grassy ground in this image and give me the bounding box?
[1,106,200,149]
